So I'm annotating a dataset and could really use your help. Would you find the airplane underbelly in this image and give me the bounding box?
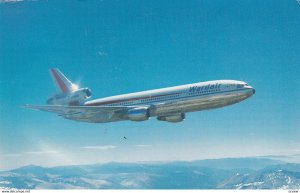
[151,91,251,116]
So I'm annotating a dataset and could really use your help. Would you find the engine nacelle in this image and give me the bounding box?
[157,113,185,123]
[127,107,149,121]
[47,88,92,106]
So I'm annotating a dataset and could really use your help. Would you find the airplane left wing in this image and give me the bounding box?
[23,104,146,123]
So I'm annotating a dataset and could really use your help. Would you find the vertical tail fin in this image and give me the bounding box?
[49,68,77,93]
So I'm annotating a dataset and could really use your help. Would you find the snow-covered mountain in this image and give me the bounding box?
[218,163,300,189]
[0,158,299,189]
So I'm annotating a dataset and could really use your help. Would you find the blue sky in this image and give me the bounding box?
[0,0,299,170]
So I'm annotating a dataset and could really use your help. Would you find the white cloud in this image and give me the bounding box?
[3,153,22,157]
[3,150,59,158]
[82,145,117,150]
[25,150,60,155]
[0,0,38,4]
[0,0,24,3]
[98,51,108,57]
[135,145,152,148]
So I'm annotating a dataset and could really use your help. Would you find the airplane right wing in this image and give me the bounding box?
[23,104,150,123]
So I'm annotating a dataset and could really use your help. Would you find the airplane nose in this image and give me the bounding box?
[252,88,256,94]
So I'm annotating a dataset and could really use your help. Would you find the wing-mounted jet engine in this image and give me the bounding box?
[157,113,185,123]
[46,68,92,106]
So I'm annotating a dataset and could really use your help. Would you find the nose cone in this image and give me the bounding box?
[252,88,256,94]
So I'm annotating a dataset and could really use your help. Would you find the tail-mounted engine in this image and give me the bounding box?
[47,88,92,106]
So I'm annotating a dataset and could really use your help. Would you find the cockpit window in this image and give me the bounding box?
[237,84,244,88]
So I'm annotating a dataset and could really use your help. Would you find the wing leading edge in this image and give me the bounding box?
[23,104,141,123]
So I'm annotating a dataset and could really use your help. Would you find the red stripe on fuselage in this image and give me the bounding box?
[51,69,69,93]
[85,92,181,106]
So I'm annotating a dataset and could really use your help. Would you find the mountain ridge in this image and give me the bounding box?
[0,157,299,189]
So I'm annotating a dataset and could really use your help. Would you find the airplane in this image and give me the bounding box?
[24,68,255,123]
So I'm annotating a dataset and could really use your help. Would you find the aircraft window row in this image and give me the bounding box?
[119,101,134,105]
[106,101,134,106]
[106,93,186,106]
[140,94,182,103]
[188,89,221,96]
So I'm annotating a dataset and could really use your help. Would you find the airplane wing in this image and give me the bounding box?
[23,104,148,123]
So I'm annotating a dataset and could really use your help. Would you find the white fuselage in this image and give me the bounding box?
[84,80,255,122]
[27,69,256,123]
